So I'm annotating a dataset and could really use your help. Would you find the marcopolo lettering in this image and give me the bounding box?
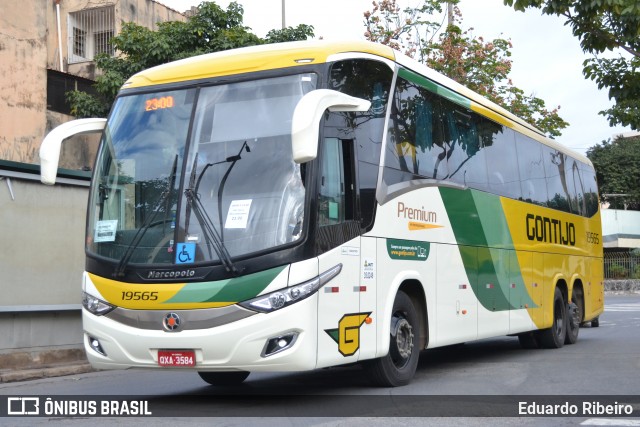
[147,269,196,279]
[525,213,575,246]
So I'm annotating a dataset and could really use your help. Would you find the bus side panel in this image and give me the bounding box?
[359,235,378,361]
[509,249,537,334]
[588,258,605,321]
[435,243,478,346]
[316,237,370,369]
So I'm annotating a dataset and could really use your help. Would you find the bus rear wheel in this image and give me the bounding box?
[363,291,420,387]
[565,288,583,345]
[537,287,567,349]
[198,371,250,386]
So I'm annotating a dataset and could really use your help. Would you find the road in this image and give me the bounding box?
[1,294,639,426]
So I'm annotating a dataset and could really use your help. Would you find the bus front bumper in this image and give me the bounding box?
[82,294,319,372]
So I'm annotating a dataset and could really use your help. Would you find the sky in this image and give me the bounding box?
[155,0,634,155]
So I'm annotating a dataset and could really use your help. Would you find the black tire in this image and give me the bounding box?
[537,287,567,349]
[518,331,539,349]
[363,291,421,387]
[591,316,600,327]
[565,288,583,344]
[198,371,250,386]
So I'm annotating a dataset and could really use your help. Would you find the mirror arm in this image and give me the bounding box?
[39,118,107,185]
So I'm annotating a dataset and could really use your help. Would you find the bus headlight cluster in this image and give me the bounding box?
[82,291,115,316]
[240,264,342,313]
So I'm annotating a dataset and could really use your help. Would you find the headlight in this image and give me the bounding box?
[239,264,342,313]
[82,291,115,315]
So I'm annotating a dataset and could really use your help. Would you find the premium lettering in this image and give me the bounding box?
[397,202,437,223]
[525,213,575,246]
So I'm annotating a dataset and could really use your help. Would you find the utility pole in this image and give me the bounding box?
[447,2,454,27]
[282,0,286,29]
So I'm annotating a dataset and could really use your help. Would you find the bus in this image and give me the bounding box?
[40,40,603,387]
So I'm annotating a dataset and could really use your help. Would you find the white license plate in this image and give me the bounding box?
[158,350,195,367]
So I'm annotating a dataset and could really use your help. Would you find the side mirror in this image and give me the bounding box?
[39,118,107,185]
[291,89,371,163]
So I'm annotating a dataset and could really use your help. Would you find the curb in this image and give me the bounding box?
[0,363,94,383]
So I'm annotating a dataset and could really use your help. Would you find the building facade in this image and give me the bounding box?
[0,0,185,372]
[0,0,185,167]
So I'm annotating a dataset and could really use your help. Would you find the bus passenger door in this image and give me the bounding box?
[315,137,371,368]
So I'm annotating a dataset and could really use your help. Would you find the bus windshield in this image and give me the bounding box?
[87,73,317,269]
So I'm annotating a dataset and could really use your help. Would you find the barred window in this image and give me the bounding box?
[68,6,115,63]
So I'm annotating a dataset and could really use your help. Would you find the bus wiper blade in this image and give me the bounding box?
[182,142,250,276]
[113,155,178,278]
[184,188,239,275]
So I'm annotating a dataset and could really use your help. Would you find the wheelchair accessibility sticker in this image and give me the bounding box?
[175,243,196,264]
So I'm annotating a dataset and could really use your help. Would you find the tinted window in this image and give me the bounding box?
[443,99,489,192]
[580,163,600,217]
[484,126,521,199]
[383,77,447,184]
[328,59,393,229]
[542,147,571,212]
[565,157,586,215]
[516,134,548,206]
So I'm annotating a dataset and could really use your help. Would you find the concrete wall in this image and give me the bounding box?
[602,209,640,248]
[0,174,88,353]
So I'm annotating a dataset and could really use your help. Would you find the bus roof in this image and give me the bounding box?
[122,40,590,166]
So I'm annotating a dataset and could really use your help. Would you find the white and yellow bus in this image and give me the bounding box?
[40,40,603,387]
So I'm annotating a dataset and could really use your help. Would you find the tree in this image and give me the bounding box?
[504,0,640,130]
[587,135,640,210]
[364,0,568,137]
[67,2,314,117]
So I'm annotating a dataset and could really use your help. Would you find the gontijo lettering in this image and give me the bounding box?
[525,213,576,246]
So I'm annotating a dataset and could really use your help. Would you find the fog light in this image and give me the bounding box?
[261,332,298,357]
[88,336,106,356]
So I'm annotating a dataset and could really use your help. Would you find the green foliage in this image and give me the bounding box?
[586,135,640,209]
[264,25,315,44]
[69,2,314,118]
[364,0,568,137]
[504,0,640,130]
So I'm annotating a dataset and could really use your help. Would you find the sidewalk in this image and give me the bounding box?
[0,348,93,384]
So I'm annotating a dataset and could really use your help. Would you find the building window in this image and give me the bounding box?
[73,27,86,57]
[68,6,115,63]
[94,30,114,56]
[47,69,96,115]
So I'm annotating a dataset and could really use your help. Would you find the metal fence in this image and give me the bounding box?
[604,252,640,279]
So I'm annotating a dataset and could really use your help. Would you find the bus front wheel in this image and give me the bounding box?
[537,287,567,349]
[363,291,420,387]
[198,371,250,386]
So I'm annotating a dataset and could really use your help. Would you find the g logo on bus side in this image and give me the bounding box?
[324,312,371,357]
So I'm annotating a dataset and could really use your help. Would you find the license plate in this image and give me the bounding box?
[158,350,196,367]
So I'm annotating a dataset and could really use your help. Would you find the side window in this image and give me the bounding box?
[383,77,447,185]
[516,134,548,206]
[318,138,353,226]
[328,59,393,230]
[580,163,600,217]
[443,99,489,192]
[484,124,521,199]
[542,147,571,213]
[566,157,586,215]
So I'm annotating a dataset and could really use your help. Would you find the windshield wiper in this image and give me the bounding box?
[113,155,178,278]
[183,141,251,275]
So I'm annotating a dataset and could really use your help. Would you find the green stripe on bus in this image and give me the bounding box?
[398,68,471,109]
[165,266,286,304]
[440,187,536,311]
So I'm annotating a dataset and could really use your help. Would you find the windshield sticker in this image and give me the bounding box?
[175,242,196,264]
[225,199,252,229]
[94,220,118,243]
